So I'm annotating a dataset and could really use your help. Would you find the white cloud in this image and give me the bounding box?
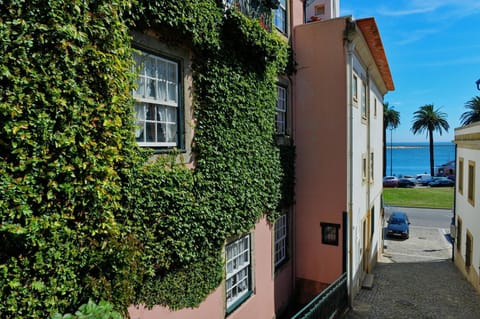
[393,28,439,45]
[377,0,480,17]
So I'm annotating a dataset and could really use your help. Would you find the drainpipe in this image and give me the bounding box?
[366,69,371,273]
[345,30,356,308]
[290,0,297,296]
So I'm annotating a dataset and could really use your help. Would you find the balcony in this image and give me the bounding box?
[223,0,277,31]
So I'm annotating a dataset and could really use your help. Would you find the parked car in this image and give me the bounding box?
[397,178,416,188]
[415,173,432,185]
[383,176,398,187]
[429,177,455,187]
[386,212,410,239]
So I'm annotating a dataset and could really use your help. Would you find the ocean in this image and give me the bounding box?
[385,142,456,177]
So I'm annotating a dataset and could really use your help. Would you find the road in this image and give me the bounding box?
[346,208,480,318]
[384,206,453,228]
[383,206,453,263]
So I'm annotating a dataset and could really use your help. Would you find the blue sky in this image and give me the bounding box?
[341,0,480,142]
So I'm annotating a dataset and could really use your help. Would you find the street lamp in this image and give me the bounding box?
[476,79,480,91]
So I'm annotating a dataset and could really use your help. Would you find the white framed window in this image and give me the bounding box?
[468,160,475,206]
[223,0,234,9]
[274,0,286,33]
[361,82,367,119]
[226,235,251,312]
[315,4,325,16]
[466,231,473,268]
[370,152,374,182]
[274,214,288,267]
[133,50,180,147]
[362,154,367,181]
[459,157,464,194]
[352,74,358,103]
[276,85,287,135]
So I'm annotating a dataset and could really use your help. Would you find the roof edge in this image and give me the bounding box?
[356,17,395,92]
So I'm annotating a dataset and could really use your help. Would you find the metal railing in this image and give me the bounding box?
[223,0,273,31]
[291,273,348,319]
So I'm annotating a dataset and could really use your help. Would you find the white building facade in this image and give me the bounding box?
[454,121,480,292]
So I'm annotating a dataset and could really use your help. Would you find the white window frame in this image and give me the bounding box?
[468,160,476,206]
[370,152,374,182]
[276,85,287,135]
[275,214,288,267]
[361,81,367,119]
[315,4,325,16]
[352,74,358,103]
[274,0,287,33]
[226,235,251,312]
[133,50,180,147]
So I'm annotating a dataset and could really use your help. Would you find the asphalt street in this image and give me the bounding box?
[345,208,480,319]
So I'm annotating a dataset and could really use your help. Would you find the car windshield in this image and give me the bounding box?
[390,217,405,224]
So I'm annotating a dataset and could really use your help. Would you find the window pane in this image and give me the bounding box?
[274,0,286,33]
[167,62,177,82]
[166,124,177,143]
[135,103,145,141]
[145,56,156,77]
[225,235,251,309]
[133,50,180,147]
[157,61,167,101]
[274,214,287,267]
[166,107,177,122]
[147,78,156,99]
[134,76,145,98]
[276,86,287,134]
[157,59,166,80]
[156,123,165,142]
[167,82,177,103]
[146,122,155,142]
[146,104,156,121]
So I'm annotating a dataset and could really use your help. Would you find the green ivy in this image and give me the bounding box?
[0,0,293,317]
[54,300,123,319]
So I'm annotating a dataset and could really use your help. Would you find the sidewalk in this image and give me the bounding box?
[345,227,480,318]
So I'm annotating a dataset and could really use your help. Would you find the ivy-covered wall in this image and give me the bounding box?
[0,0,292,317]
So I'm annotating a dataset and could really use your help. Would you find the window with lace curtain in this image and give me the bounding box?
[226,234,252,313]
[133,50,182,148]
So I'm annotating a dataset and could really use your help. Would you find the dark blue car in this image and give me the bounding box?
[428,177,455,187]
[386,212,410,239]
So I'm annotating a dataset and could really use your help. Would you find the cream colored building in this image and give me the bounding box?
[454,121,480,292]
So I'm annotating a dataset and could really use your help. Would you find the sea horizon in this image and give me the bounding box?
[387,141,454,147]
[385,141,455,177]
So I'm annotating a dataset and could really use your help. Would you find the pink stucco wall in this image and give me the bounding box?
[293,18,348,285]
[128,217,286,319]
[274,253,294,314]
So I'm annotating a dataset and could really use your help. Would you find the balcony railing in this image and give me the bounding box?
[223,0,275,31]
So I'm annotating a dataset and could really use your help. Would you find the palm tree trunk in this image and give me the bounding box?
[429,129,435,176]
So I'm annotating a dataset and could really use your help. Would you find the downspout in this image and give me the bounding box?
[345,22,356,308]
[366,69,371,273]
[290,0,297,294]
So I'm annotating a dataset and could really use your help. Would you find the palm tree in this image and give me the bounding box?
[383,102,400,177]
[460,96,480,126]
[411,104,449,176]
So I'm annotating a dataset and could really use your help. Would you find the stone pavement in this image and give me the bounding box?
[345,225,480,318]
